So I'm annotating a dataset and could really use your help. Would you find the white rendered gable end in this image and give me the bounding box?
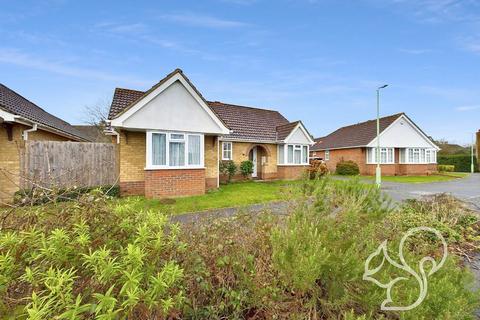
[283,122,315,145]
[367,115,439,150]
[110,73,230,135]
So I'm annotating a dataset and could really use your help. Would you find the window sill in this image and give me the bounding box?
[277,164,310,167]
[144,166,206,170]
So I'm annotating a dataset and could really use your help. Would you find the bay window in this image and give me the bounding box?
[278,144,310,165]
[147,131,204,169]
[367,147,394,164]
[400,148,437,164]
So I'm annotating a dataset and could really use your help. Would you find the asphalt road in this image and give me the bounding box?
[381,173,480,209]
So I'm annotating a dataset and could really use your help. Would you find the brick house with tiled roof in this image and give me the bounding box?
[311,113,440,175]
[0,84,91,203]
[106,69,314,198]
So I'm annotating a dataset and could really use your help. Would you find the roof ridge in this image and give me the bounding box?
[208,100,285,114]
[334,112,404,131]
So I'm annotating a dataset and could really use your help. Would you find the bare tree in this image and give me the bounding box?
[82,97,112,127]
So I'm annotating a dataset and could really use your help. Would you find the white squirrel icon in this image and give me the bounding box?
[363,226,448,311]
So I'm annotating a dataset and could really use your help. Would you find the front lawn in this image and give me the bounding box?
[355,172,468,184]
[116,180,303,214]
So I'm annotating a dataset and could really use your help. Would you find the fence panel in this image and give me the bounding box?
[21,141,118,189]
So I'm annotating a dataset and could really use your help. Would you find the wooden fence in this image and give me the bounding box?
[21,141,118,189]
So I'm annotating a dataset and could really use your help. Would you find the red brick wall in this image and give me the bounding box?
[145,169,205,198]
[277,165,308,180]
[312,148,437,176]
[120,181,145,196]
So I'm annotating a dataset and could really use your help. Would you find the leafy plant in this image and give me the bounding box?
[307,159,329,179]
[438,164,455,172]
[219,160,237,183]
[336,160,360,175]
[239,160,254,178]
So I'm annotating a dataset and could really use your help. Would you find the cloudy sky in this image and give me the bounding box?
[1,0,479,144]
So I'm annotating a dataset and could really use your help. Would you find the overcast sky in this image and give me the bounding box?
[1,0,479,144]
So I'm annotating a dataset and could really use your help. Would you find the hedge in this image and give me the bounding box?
[336,160,360,175]
[437,154,478,173]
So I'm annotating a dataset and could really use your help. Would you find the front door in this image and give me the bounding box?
[251,147,257,178]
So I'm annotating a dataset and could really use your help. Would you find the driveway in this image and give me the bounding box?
[380,173,480,209]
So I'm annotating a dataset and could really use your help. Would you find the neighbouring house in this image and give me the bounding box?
[106,68,314,198]
[73,125,112,143]
[0,84,91,203]
[310,113,440,175]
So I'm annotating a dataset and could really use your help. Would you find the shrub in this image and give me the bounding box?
[219,160,237,183]
[438,154,478,172]
[335,160,360,175]
[239,160,254,178]
[438,164,455,172]
[14,185,120,205]
[0,195,185,319]
[307,159,329,179]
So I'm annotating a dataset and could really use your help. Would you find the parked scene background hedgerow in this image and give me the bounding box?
[1,178,479,319]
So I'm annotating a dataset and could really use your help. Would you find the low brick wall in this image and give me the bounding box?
[119,181,145,196]
[277,165,308,180]
[145,169,205,198]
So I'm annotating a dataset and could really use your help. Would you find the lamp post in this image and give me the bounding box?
[376,84,388,188]
[472,133,475,174]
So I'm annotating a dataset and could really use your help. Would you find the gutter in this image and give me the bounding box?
[22,123,37,140]
[104,126,120,144]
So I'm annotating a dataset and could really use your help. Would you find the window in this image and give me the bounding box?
[287,145,294,163]
[404,148,437,164]
[325,150,330,161]
[152,133,166,165]
[367,147,394,164]
[279,144,310,165]
[222,142,232,160]
[188,135,201,165]
[147,131,203,168]
[278,145,285,164]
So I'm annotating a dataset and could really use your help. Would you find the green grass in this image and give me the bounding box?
[116,180,303,215]
[357,172,468,183]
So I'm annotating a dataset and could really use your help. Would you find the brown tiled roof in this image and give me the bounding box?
[208,101,290,141]
[276,121,300,140]
[0,84,90,141]
[311,113,404,151]
[108,88,144,120]
[72,125,112,143]
[107,69,301,142]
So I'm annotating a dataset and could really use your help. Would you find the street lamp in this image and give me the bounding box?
[376,84,388,188]
[472,133,475,174]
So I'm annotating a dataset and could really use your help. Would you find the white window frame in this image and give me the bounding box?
[366,147,395,164]
[401,148,438,164]
[146,131,204,169]
[278,144,310,166]
[325,150,330,161]
[222,141,233,160]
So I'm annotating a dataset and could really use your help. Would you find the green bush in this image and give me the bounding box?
[438,164,455,172]
[438,154,478,172]
[14,185,120,205]
[219,160,237,183]
[239,160,254,178]
[335,160,360,175]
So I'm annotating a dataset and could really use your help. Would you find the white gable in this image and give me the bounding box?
[284,124,315,145]
[110,73,229,135]
[368,116,438,149]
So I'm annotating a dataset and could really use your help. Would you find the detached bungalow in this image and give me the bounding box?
[106,69,314,198]
[311,113,440,175]
[0,84,90,203]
